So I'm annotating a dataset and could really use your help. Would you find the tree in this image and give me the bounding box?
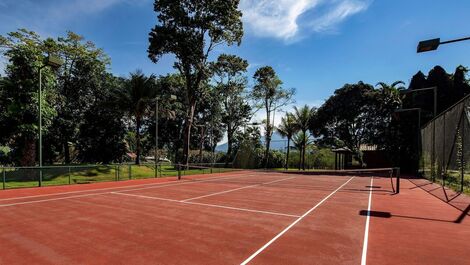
[47,32,110,164]
[312,82,375,165]
[113,71,155,165]
[77,74,127,163]
[293,105,315,170]
[211,54,251,163]
[148,0,243,166]
[292,131,309,170]
[0,29,58,166]
[277,113,297,169]
[251,66,294,168]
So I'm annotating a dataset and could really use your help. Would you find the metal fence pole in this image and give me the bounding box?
[129,164,131,180]
[2,168,5,190]
[117,165,120,181]
[68,167,71,185]
[461,113,465,193]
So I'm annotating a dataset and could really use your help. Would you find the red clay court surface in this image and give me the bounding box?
[0,171,469,265]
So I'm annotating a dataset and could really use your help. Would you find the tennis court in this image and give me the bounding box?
[0,169,469,264]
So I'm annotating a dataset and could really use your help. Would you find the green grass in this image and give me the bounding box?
[421,168,470,195]
[1,164,237,190]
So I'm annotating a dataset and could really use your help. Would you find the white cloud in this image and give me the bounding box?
[240,0,371,41]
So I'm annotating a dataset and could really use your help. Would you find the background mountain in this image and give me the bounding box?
[216,131,290,152]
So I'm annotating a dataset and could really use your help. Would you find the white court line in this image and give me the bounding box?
[0,173,263,207]
[361,177,374,265]
[0,171,257,202]
[181,176,296,202]
[111,192,181,202]
[111,192,300,218]
[240,177,355,265]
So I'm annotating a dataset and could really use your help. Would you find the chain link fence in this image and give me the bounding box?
[0,163,235,190]
[421,94,470,194]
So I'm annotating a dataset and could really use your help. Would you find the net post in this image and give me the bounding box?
[396,168,400,194]
[2,168,5,190]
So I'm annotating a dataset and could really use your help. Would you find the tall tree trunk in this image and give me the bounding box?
[135,115,141,165]
[21,137,36,167]
[285,138,290,170]
[63,139,70,164]
[225,128,233,166]
[302,144,306,170]
[264,108,271,168]
[182,102,196,167]
[199,127,205,163]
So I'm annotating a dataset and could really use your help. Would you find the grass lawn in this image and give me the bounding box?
[1,164,237,190]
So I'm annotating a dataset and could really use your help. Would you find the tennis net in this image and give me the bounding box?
[175,164,400,194]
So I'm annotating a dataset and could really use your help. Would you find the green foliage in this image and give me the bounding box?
[312,81,400,165]
[0,29,58,166]
[112,71,156,164]
[77,74,127,164]
[287,147,335,170]
[211,54,251,161]
[251,66,294,167]
[292,105,315,170]
[148,0,244,165]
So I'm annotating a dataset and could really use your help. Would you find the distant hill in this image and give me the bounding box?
[216,132,291,152]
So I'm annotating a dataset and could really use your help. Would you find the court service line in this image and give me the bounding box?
[0,174,266,207]
[240,177,355,265]
[0,172,257,203]
[181,176,296,202]
[111,192,300,218]
[361,177,374,265]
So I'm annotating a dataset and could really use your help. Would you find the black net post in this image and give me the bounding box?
[395,168,400,194]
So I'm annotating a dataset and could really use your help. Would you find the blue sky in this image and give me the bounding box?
[1,0,470,112]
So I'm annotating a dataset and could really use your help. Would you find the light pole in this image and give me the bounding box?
[417,36,470,53]
[155,94,177,178]
[38,55,63,187]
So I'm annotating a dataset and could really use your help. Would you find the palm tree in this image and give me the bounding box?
[292,131,308,170]
[293,105,315,170]
[376,81,406,91]
[277,113,298,170]
[113,70,155,164]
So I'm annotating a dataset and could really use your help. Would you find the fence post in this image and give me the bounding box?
[155,163,157,178]
[461,114,465,193]
[2,168,5,190]
[68,166,71,185]
[177,164,181,180]
[129,164,132,180]
[117,165,120,181]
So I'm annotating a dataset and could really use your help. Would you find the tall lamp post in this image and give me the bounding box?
[417,36,470,53]
[155,94,177,178]
[38,55,63,187]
